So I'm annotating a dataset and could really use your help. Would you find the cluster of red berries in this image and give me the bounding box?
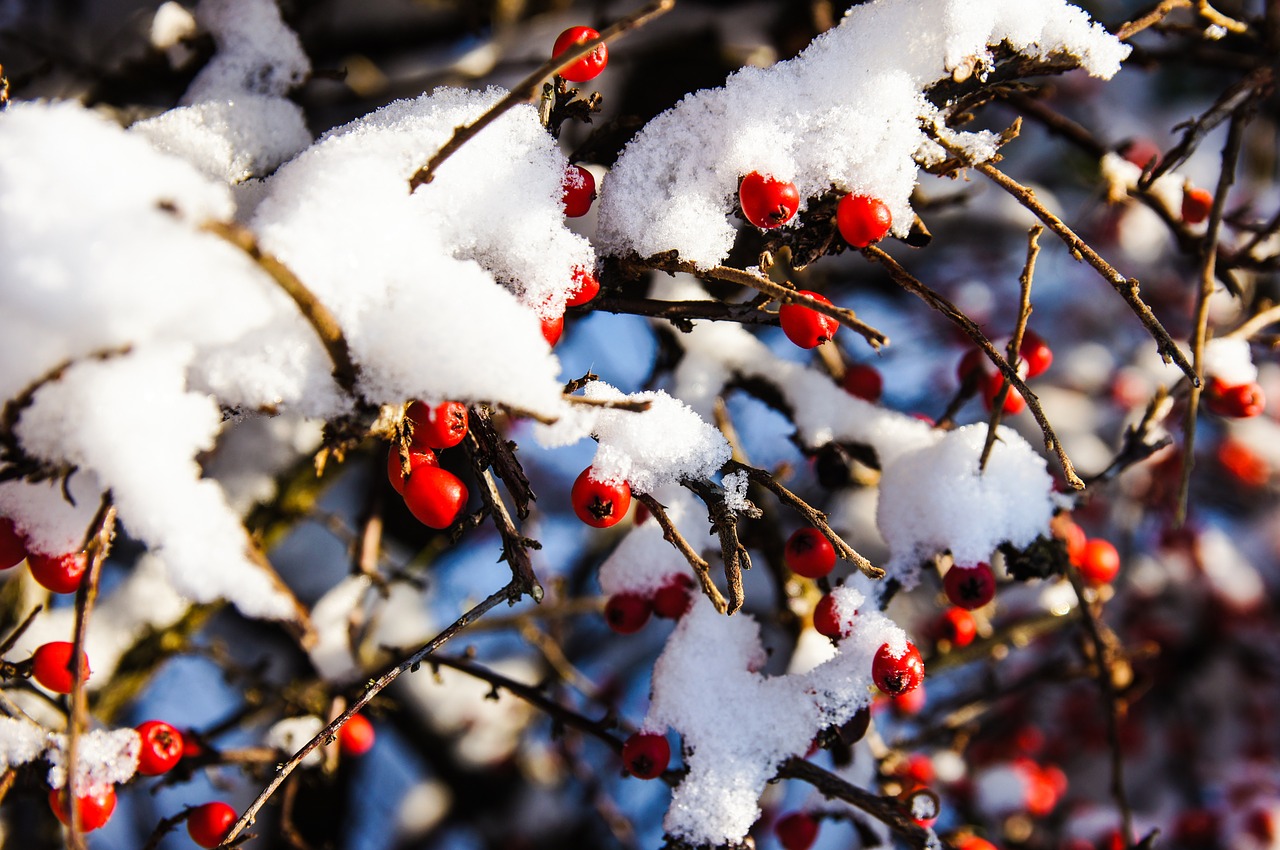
[604,574,695,634]
[957,329,1054,416]
[389,401,471,529]
[808,597,926,695]
[541,264,600,348]
[0,516,90,594]
[1203,375,1266,419]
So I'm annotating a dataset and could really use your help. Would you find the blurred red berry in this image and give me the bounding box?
[934,607,977,648]
[775,811,820,850]
[540,311,565,347]
[652,574,695,619]
[842,363,883,402]
[0,517,26,570]
[339,713,376,757]
[605,593,652,634]
[1019,330,1053,378]
[621,732,669,779]
[31,641,89,694]
[943,562,996,610]
[813,594,847,639]
[982,372,1026,415]
[1076,538,1120,585]
[27,550,87,594]
[1204,377,1265,418]
[1181,185,1213,224]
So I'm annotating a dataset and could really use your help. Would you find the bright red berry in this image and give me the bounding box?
[1181,185,1214,224]
[1204,377,1265,418]
[541,311,565,348]
[0,518,26,570]
[562,165,597,218]
[872,641,924,696]
[552,25,608,83]
[386,444,439,495]
[1019,330,1053,378]
[49,785,116,832]
[982,371,1026,415]
[813,594,847,639]
[605,593,652,634]
[779,291,839,349]
[188,801,237,849]
[953,836,999,850]
[933,606,977,648]
[652,574,695,619]
[31,641,90,694]
[842,363,883,402]
[406,400,468,450]
[402,466,469,529]
[738,171,800,229]
[338,713,376,757]
[775,811,820,850]
[135,720,184,775]
[571,467,631,528]
[1076,538,1120,585]
[836,193,892,248]
[27,550,87,594]
[943,562,996,610]
[784,528,836,579]
[621,731,669,779]
[566,266,600,307]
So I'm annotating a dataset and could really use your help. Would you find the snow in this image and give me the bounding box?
[46,728,141,796]
[598,0,1129,268]
[0,717,49,772]
[598,486,711,597]
[1203,337,1259,386]
[266,716,326,767]
[186,0,310,103]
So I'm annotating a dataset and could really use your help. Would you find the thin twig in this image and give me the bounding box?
[0,605,43,657]
[1114,0,1192,40]
[586,294,780,331]
[634,492,728,614]
[682,478,752,615]
[464,424,544,603]
[980,226,1041,471]
[1226,303,1280,340]
[408,0,675,189]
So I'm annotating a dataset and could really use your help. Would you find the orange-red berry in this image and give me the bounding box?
[136,720,184,775]
[836,194,892,247]
[621,732,669,779]
[562,165,597,218]
[739,171,800,229]
[872,641,924,696]
[339,713,376,757]
[406,400,469,450]
[31,641,89,694]
[188,801,237,849]
[779,291,838,349]
[552,26,608,82]
[49,785,116,832]
[403,466,469,529]
[571,467,631,528]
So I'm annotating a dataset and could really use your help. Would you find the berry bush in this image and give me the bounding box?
[0,1,1279,849]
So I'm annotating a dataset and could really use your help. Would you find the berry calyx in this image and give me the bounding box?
[872,641,924,696]
[1181,185,1213,224]
[386,444,439,495]
[552,25,608,83]
[135,719,184,775]
[1076,538,1120,585]
[621,731,670,779]
[784,528,836,579]
[188,801,237,848]
[571,467,631,528]
[562,165,597,218]
[779,291,839,349]
[738,171,800,229]
[1019,330,1053,378]
[338,713,376,757]
[49,785,116,832]
[836,193,892,247]
[652,574,695,619]
[812,594,847,639]
[775,811,820,850]
[0,517,26,570]
[932,606,977,648]
[31,641,90,694]
[982,372,1026,415]
[402,466,469,529]
[406,400,469,450]
[566,266,600,307]
[541,311,565,348]
[605,593,652,634]
[943,562,996,610]
[1204,377,1265,418]
[27,550,87,594]
[842,363,883,402]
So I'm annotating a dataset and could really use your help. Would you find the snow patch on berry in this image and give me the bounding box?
[1203,337,1258,386]
[47,728,141,797]
[598,0,1129,268]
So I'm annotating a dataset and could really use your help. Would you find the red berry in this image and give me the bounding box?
[982,371,1025,415]
[540,311,565,347]
[1204,377,1265,418]
[135,720,184,775]
[652,574,695,619]
[386,444,439,495]
[836,193,892,248]
[552,25,608,83]
[566,266,600,307]
[406,400,468,450]
[813,594,847,639]
[1019,330,1053,378]
[48,785,116,832]
[562,165,597,218]
[1181,185,1214,224]
[31,641,90,694]
[738,171,800,229]
[338,713,376,757]
[605,593,652,634]
[402,466,469,529]
[621,731,669,779]
[188,801,237,848]
[943,562,996,610]
[1058,518,1088,565]
[571,467,631,528]
[1120,137,1162,171]
[892,681,926,715]
[957,348,988,385]
[784,528,836,579]
[27,550,87,594]
[1218,438,1269,487]
[872,641,924,696]
[953,836,999,850]
[775,812,820,850]
[842,363,883,402]
[0,517,26,570]
[180,729,206,760]
[933,607,977,648]
[779,290,839,349]
[1076,538,1120,585]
